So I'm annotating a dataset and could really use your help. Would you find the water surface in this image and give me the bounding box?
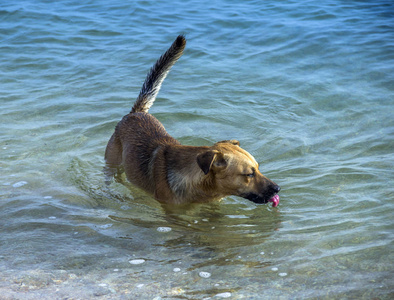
[1,0,393,299]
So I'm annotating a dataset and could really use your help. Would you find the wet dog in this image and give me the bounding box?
[105,35,280,206]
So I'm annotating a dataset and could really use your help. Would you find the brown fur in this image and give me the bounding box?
[105,36,280,205]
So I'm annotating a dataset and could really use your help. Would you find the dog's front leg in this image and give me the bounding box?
[152,147,177,203]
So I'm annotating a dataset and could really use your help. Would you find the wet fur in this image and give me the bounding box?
[105,35,280,204]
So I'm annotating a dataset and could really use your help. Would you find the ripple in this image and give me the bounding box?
[12,181,28,188]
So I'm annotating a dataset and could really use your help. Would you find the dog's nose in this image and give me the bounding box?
[271,184,281,194]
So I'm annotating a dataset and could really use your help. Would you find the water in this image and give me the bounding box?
[1,0,393,298]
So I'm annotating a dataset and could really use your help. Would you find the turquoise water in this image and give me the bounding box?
[1,0,393,298]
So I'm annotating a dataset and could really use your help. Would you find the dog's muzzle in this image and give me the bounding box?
[241,184,281,207]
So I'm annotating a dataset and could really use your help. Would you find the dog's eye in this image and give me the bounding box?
[245,171,255,178]
[244,168,256,178]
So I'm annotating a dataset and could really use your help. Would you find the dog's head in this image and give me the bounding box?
[197,140,280,206]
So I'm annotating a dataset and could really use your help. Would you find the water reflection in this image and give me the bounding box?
[107,195,281,268]
[160,201,281,247]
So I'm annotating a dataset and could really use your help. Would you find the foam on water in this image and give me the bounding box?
[199,272,211,278]
[157,227,172,232]
[215,292,232,298]
[129,259,146,265]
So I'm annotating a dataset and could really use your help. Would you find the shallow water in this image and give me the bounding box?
[1,0,393,299]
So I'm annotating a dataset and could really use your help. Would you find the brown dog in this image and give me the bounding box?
[105,35,280,206]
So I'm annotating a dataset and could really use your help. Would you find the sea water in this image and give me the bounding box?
[1,0,393,298]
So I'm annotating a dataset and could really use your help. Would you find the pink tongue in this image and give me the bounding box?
[269,194,280,207]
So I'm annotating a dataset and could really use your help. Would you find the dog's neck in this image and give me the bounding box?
[161,145,225,203]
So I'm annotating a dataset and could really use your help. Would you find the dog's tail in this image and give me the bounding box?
[131,35,186,113]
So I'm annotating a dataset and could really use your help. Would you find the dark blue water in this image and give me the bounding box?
[1,0,393,298]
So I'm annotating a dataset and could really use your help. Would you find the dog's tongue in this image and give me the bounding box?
[269,194,280,207]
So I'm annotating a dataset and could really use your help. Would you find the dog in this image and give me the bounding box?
[105,35,280,206]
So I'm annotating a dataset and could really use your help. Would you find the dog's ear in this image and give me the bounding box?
[197,150,219,175]
[216,140,240,146]
[197,150,227,175]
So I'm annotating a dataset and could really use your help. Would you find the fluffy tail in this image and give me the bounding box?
[131,35,186,113]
